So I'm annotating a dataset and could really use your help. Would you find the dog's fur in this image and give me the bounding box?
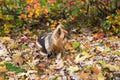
[36,24,68,57]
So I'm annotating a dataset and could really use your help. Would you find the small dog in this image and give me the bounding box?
[36,24,68,57]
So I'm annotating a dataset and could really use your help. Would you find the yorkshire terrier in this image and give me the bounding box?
[36,24,68,58]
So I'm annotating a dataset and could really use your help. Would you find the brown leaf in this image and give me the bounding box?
[0,73,4,80]
[12,54,24,66]
[65,42,73,50]
[77,72,89,79]
[37,62,46,71]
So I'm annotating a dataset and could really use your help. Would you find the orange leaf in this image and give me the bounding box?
[93,33,104,39]
[92,65,100,75]
[18,14,26,19]
[77,72,89,79]
[27,6,32,11]
[0,66,7,72]
[34,4,39,9]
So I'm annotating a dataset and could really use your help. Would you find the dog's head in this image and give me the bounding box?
[51,24,68,52]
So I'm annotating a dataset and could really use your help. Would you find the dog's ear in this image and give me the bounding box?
[56,27,62,38]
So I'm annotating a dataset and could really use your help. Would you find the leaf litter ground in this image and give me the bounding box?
[0,28,120,80]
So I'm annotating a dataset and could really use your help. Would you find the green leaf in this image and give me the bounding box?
[38,70,44,74]
[22,44,27,49]
[104,47,110,53]
[39,0,46,6]
[52,77,58,80]
[72,41,80,49]
[6,63,25,73]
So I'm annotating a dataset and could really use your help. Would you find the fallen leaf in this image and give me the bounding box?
[65,42,73,50]
[52,76,58,80]
[74,54,88,63]
[50,59,64,69]
[6,63,25,73]
[81,51,90,56]
[72,41,80,49]
[0,66,7,72]
[97,73,106,80]
[37,62,46,71]
[9,42,17,49]
[103,47,111,53]
[20,36,28,43]
[103,64,120,71]
[114,51,120,55]
[77,72,89,79]
[3,37,10,42]
[0,73,4,80]
[41,75,49,80]
[93,33,104,39]
[92,65,100,75]
[67,66,79,72]
[12,54,24,66]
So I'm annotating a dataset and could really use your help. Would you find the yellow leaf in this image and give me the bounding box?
[0,13,2,19]
[97,73,106,80]
[68,66,79,72]
[3,37,10,42]
[28,12,33,18]
[0,61,7,65]
[26,0,33,4]
[81,51,90,56]
[0,73,4,80]
[5,15,10,20]
[103,64,120,71]
[0,66,7,72]
[65,42,72,50]
[116,9,120,14]
[9,42,17,49]
[106,16,111,19]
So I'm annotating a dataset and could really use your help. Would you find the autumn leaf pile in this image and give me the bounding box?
[0,28,120,80]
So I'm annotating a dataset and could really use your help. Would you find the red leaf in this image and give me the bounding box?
[93,33,104,39]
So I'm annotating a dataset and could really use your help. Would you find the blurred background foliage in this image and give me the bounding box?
[0,0,120,35]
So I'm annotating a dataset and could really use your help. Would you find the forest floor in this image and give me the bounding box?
[0,27,120,80]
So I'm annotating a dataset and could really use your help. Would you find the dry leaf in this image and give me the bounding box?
[9,42,17,49]
[77,72,89,79]
[93,33,104,39]
[92,65,100,75]
[67,66,79,72]
[97,73,106,80]
[65,42,73,50]
[41,75,49,80]
[103,64,120,71]
[3,37,10,42]
[37,62,46,71]
[81,51,90,56]
[74,54,88,63]
[0,66,7,72]
[0,73,4,80]
[12,54,24,66]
